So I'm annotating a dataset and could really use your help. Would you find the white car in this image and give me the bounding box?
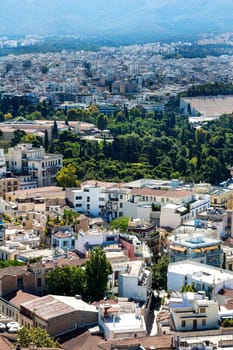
[8,326,20,333]
[0,322,6,331]
[7,321,19,328]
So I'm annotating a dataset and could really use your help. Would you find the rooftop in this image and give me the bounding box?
[21,295,97,321]
[3,290,38,308]
[168,260,233,285]
[130,188,193,198]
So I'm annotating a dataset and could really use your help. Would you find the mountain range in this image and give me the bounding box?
[1,0,233,41]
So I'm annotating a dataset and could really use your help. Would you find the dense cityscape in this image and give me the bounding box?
[2,3,233,350]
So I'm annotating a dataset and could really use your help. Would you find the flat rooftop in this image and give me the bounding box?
[104,312,145,332]
[168,260,233,285]
[8,186,65,200]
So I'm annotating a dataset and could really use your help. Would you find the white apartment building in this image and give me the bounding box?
[168,260,233,299]
[171,297,219,332]
[66,182,129,219]
[98,300,147,340]
[6,144,63,187]
[75,228,119,257]
[118,260,152,302]
[0,149,6,176]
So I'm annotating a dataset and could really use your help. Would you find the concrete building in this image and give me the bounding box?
[118,260,152,302]
[168,234,223,267]
[0,177,19,198]
[5,186,66,211]
[75,228,119,257]
[160,196,210,229]
[0,149,7,176]
[167,260,233,299]
[119,233,152,262]
[6,143,63,187]
[20,294,98,337]
[52,231,75,251]
[66,181,129,219]
[171,297,219,332]
[98,300,147,339]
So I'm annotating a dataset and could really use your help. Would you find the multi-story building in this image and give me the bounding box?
[118,260,152,303]
[75,228,119,257]
[6,143,63,187]
[98,300,147,339]
[167,260,233,299]
[168,233,223,268]
[66,181,129,219]
[171,296,219,332]
[0,177,19,198]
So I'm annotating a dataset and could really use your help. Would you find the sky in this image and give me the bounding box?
[0,0,233,41]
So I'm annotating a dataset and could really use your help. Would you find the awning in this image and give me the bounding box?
[201,245,219,252]
[193,248,202,253]
[170,245,187,252]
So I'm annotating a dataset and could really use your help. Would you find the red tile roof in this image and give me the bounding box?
[3,290,38,308]
[98,334,173,350]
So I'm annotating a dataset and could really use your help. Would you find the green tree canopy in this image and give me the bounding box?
[85,247,112,301]
[152,256,170,290]
[110,216,129,232]
[11,129,26,146]
[46,265,86,297]
[56,164,80,189]
[97,113,108,130]
[17,327,59,348]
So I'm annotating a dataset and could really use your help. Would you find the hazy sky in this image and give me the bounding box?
[1,0,233,40]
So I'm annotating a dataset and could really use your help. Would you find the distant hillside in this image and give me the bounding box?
[1,0,233,41]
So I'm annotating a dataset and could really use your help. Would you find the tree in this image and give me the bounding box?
[22,134,43,147]
[52,120,58,139]
[110,216,129,232]
[44,129,49,150]
[17,327,59,348]
[85,248,112,301]
[181,283,196,292]
[151,256,170,290]
[46,265,86,297]
[11,129,26,146]
[56,164,79,189]
[97,113,108,130]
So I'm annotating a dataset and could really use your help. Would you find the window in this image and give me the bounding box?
[76,196,82,200]
[120,203,123,208]
[37,278,42,287]
[199,307,206,313]
[181,320,186,328]
[202,319,206,326]
[76,204,82,207]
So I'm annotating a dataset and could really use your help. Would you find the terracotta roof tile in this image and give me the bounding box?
[98,334,173,350]
[4,290,38,308]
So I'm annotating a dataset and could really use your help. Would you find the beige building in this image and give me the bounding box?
[20,295,98,337]
[5,186,66,210]
[171,298,219,332]
[6,143,63,187]
[210,187,233,207]
[0,177,19,198]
